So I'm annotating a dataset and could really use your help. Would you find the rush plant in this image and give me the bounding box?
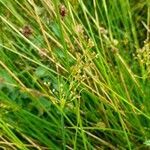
[0,0,150,149]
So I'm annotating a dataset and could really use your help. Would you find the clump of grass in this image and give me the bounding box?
[0,0,150,149]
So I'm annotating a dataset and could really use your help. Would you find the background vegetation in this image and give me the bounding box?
[0,0,150,149]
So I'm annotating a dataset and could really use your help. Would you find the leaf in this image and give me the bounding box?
[144,140,150,146]
[96,121,106,128]
[34,66,49,78]
[0,68,16,90]
[50,23,61,38]
[0,68,15,84]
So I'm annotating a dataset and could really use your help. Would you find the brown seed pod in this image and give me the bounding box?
[20,25,33,38]
[59,4,67,17]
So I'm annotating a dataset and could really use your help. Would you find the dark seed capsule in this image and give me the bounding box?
[21,25,33,38]
[59,5,67,17]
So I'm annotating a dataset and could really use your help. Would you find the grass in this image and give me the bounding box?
[0,0,150,149]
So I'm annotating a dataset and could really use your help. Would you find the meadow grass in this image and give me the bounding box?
[0,0,150,149]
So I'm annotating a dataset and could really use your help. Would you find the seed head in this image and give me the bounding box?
[20,25,33,38]
[59,4,67,17]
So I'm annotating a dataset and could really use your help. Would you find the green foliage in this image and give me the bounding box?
[0,0,149,149]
